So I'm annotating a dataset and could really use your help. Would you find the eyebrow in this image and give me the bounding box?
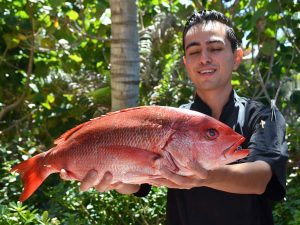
[185,39,225,51]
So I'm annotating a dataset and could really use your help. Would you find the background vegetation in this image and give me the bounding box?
[0,0,299,224]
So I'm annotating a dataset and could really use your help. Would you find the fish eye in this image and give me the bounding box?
[206,128,218,140]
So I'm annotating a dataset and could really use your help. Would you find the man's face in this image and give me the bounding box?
[183,21,243,94]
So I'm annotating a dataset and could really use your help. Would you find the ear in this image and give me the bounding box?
[233,48,243,70]
[183,56,187,65]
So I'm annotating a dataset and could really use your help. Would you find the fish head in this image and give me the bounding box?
[166,111,249,171]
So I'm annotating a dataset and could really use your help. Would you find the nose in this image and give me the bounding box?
[199,50,212,65]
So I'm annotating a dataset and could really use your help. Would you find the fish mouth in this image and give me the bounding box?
[222,136,246,159]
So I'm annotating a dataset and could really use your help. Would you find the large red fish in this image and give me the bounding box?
[11,106,249,202]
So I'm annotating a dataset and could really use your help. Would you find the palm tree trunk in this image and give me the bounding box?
[109,0,140,111]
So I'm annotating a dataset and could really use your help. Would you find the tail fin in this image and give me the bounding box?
[10,152,52,202]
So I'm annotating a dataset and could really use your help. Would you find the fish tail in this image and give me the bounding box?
[10,152,52,202]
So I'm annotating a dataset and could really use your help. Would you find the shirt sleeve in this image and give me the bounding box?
[133,183,152,197]
[246,105,288,201]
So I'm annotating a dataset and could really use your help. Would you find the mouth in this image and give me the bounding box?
[222,136,247,159]
[197,69,217,75]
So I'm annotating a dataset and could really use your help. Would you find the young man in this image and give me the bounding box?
[61,10,288,225]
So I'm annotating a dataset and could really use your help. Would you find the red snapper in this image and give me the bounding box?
[11,106,249,202]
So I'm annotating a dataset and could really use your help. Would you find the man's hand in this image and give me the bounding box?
[60,169,140,194]
[150,160,272,195]
[150,160,209,189]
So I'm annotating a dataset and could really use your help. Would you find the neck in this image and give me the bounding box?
[196,86,232,120]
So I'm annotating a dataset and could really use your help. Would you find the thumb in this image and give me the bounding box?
[188,161,208,179]
[60,169,74,181]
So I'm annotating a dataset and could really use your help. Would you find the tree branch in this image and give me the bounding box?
[264,31,277,86]
[0,94,26,121]
[194,0,203,9]
[254,67,271,103]
[0,113,31,136]
[251,29,276,103]
[229,0,240,16]
[0,47,8,66]
[272,50,295,105]
[0,6,35,121]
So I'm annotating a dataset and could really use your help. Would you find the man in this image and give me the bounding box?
[61,10,288,225]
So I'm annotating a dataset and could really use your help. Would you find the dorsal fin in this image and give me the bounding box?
[54,123,86,145]
[53,112,115,145]
[54,106,147,145]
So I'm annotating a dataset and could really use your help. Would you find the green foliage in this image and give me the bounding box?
[274,169,300,225]
[0,202,60,225]
[0,0,299,224]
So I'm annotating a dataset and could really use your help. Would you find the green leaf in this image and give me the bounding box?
[151,0,159,5]
[269,14,281,22]
[47,93,55,103]
[40,14,52,27]
[41,37,55,49]
[15,10,29,19]
[80,41,88,48]
[231,79,241,86]
[260,41,275,56]
[264,28,276,38]
[96,61,103,68]
[29,83,39,93]
[41,102,51,110]
[41,210,49,222]
[2,34,20,49]
[66,10,79,21]
[89,86,111,106]
[49,0,64,7]
[63,94,73,101]
[13,0,24,7]
[69,54,82,62]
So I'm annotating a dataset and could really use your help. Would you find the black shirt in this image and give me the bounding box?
[135,90,288,225]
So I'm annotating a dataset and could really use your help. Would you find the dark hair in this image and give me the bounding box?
[182,10,240,53]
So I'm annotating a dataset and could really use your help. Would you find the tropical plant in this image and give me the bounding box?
[0,0,299,224]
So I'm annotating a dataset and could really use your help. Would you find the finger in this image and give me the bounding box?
[94,171,113,192]
[159,167,190,186]
[114,183,140,194]
[80,169,99,192]
[150,178,181,188]
[111,181,123,189]
[111,182,131,191]
[60,169,74,181]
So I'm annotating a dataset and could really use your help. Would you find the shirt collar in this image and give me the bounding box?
[190,89,235,120]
